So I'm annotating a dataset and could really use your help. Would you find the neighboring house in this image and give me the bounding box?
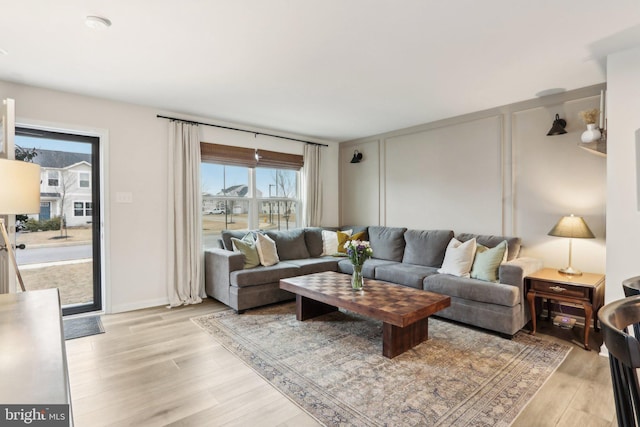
[202,185,263,214]
[30,149,93,227]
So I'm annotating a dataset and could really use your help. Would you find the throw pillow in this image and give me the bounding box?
[337,231,365,253]
[470,240,508,282]
[231,235,261,269]
[321,230,339,256]
[437,238,477,278]
[255,233,279,266]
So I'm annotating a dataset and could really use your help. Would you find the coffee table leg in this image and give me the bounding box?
[382,318,429,358]
[296,295,338,321]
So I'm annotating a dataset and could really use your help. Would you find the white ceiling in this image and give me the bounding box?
[1,1,639,142]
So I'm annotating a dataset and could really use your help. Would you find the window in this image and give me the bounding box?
[74,201,92,217]
[200,142,303,249]
[256,168,299,231]
[79,172,90,188]
[48,170,59,186]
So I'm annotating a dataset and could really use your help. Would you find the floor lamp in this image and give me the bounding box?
[0,158,41,292]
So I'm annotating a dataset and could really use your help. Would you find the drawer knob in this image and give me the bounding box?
[549,286,566,292]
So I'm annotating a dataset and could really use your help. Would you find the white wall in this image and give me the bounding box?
[341,86,607,274]
[0,80,339,313]
[606,47,640,304]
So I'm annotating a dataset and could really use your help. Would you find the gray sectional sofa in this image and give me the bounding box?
[204,226,542,337]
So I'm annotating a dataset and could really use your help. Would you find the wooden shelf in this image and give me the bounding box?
[578,141,607,157]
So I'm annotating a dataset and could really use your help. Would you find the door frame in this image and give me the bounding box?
[16,119,110,314]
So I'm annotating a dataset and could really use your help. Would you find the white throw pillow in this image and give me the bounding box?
[438,238,477,278]
[255,233,279,266]
[321,230,338,256]
[321,229,352,255]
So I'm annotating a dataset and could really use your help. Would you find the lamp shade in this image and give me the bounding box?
[0,159,41,214]
[547,114,567,136]
[548,214,595,239]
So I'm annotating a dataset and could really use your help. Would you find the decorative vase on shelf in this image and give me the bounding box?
[351,265,364,291]
[581,123,602,143]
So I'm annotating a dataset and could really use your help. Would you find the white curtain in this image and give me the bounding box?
[167,121,205,307]
[302,144,322,227]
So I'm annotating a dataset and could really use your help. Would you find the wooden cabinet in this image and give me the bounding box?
[526,268,605,351]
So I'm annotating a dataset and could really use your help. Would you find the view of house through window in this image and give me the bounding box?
[201,162,300,248]
[14,129,102,315]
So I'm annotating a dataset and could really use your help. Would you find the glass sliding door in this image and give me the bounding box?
[14,128,102,315]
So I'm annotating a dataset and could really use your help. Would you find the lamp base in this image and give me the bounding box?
[558,266,582,276]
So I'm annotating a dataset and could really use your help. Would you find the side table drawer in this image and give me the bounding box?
[529,279,589,299]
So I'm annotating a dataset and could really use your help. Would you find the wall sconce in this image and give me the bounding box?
[350,150,363,163]
[547,114,567,136]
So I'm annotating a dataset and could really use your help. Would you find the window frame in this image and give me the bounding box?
[73,200,92,217]
[78,171,91,188]
[200,142,303,245]
[47,170,60,187]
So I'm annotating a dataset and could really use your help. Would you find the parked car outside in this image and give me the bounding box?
[205,208,225,215]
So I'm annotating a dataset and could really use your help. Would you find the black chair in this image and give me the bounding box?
[622,277,640,338]
[599,296,640,427]
[623,277,640,297]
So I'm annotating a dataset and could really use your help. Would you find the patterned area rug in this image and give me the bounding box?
[193,303,570,427]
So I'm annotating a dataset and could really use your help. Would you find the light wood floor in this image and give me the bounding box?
[65,298,616,427]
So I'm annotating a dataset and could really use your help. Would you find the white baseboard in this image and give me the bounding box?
[110,297,169,314]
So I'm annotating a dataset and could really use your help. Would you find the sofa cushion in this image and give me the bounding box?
[375,263,439,289]
[402,229,454,267]
[321,230,339,255]
[337,230,365,253]
[423,274,519,307]
[470,240,508,282]
[265,229,310,260]
[340,226,369,240]
[256,233,280,266]
[231,235,261,269]
[221,230,251,251]
[337,258,399,279]
[284,257,340,275]
[230,262,300,287]
[304,227,325,257]
[457,233,521,261]
[438,238,477,278]
[368,226,407,262]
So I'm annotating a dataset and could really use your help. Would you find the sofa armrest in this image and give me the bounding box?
[499,257,543,288]
[204,248,244,305]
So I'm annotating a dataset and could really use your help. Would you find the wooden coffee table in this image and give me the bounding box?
[280,271,451,358]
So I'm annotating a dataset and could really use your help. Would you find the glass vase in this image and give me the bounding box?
[352,265,364,291]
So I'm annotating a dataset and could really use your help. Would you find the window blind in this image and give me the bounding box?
[200,142,304,170]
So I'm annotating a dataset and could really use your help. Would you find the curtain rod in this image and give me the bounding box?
[156,114,329,147]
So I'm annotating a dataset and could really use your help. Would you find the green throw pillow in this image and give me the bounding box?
[231,235,261,269]
[470,240,507,282]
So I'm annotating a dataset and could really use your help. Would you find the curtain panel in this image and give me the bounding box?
[302,144,322,226]
[168,122,205,306]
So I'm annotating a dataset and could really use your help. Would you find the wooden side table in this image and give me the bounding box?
[526,268,605,351]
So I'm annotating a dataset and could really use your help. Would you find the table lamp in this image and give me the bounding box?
[0,158,41,291]
[548,214,594,276]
